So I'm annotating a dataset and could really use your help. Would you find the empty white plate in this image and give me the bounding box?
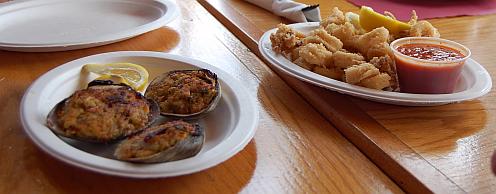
[20,51,259,178]
[259,22,492,106]
[0,0,178,52]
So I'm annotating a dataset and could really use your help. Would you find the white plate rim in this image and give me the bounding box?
[0,0,179,51]
[259,22,492,106]
[19,51,259,178]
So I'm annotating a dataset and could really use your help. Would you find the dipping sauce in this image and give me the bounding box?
[397,44,465,61]
[390,37,471,94]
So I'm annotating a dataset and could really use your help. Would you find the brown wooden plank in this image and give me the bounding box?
[199,0,472,193]
[0,0,403,193]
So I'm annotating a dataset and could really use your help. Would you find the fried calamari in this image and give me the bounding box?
[270,24,305,54]
[299,43,333,68]
[270,7,440,91]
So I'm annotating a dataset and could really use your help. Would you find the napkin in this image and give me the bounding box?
[244,0,321,22]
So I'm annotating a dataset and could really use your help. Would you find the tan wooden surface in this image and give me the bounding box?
[0,0,404,193]
[198,0,496,193]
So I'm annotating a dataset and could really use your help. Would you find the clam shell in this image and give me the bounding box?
[114,121,204,163]
[46,81,160,143]
[145,69,221,119]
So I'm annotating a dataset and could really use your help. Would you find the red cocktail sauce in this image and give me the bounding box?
[395,44,466,94]
[397,44,464,61]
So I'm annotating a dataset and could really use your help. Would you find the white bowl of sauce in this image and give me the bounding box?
[390,37,471,94]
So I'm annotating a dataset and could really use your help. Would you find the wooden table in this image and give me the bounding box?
[0,0,404,193]
[199,0,496,193]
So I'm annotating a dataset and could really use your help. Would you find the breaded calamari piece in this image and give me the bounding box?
[408,10,418,25]
[270,24,305,54]
[320,7,346,27]
[344,12,366,35]
[332,51,365,69]
[293,57,315,71]
[395,10,420,39]
[409,21,440,38]
[288,46,302,61]
[366,42,390,60]
[344,63,380,84]
[326,22,361,52]
[357,27,390,60]
[299,43,333,67]
[370,56,392,73]
[314,66,344,80]
[359,73,391,90]
[303,29,343,52]
[369,55,399,90]
[324,23,340,33]
[384,11,397,20]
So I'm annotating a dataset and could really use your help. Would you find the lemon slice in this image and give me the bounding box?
[359,6,411,34]
[83,62,149,92]
[94,74,128,84]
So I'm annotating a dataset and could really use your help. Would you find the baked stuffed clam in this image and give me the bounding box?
[114,120,204,163]
[46,80,160,143]
[145,69,221,119]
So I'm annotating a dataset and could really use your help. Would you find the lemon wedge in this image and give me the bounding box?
[83,63,149,92]
[359,6,411,34]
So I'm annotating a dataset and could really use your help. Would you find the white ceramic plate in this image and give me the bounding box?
[259,22,492,106]
[0,0,178,52]
[20,51,259,178]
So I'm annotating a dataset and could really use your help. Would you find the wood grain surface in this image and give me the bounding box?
[198,0,496,193]
[0,0,403,193]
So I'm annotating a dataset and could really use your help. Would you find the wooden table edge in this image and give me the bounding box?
[198,0,466,193]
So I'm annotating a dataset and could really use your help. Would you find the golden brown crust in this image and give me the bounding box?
[356,27,390,60]
[145,70,218,115]
[409,21,440,38]
[344,63,380,84]
[304,28,343,52]
[370,55,400,91]
[359,73,392,90]
[56,86,151,141]
[332,51,365,69]
[314,66,344,80]
[293,57,316,70]
[298,43,333,68]
[115,120,197,159]
[344,63,391,90]
[270,24,305,54]
[325,22,361,52]
[320,7,346,27]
